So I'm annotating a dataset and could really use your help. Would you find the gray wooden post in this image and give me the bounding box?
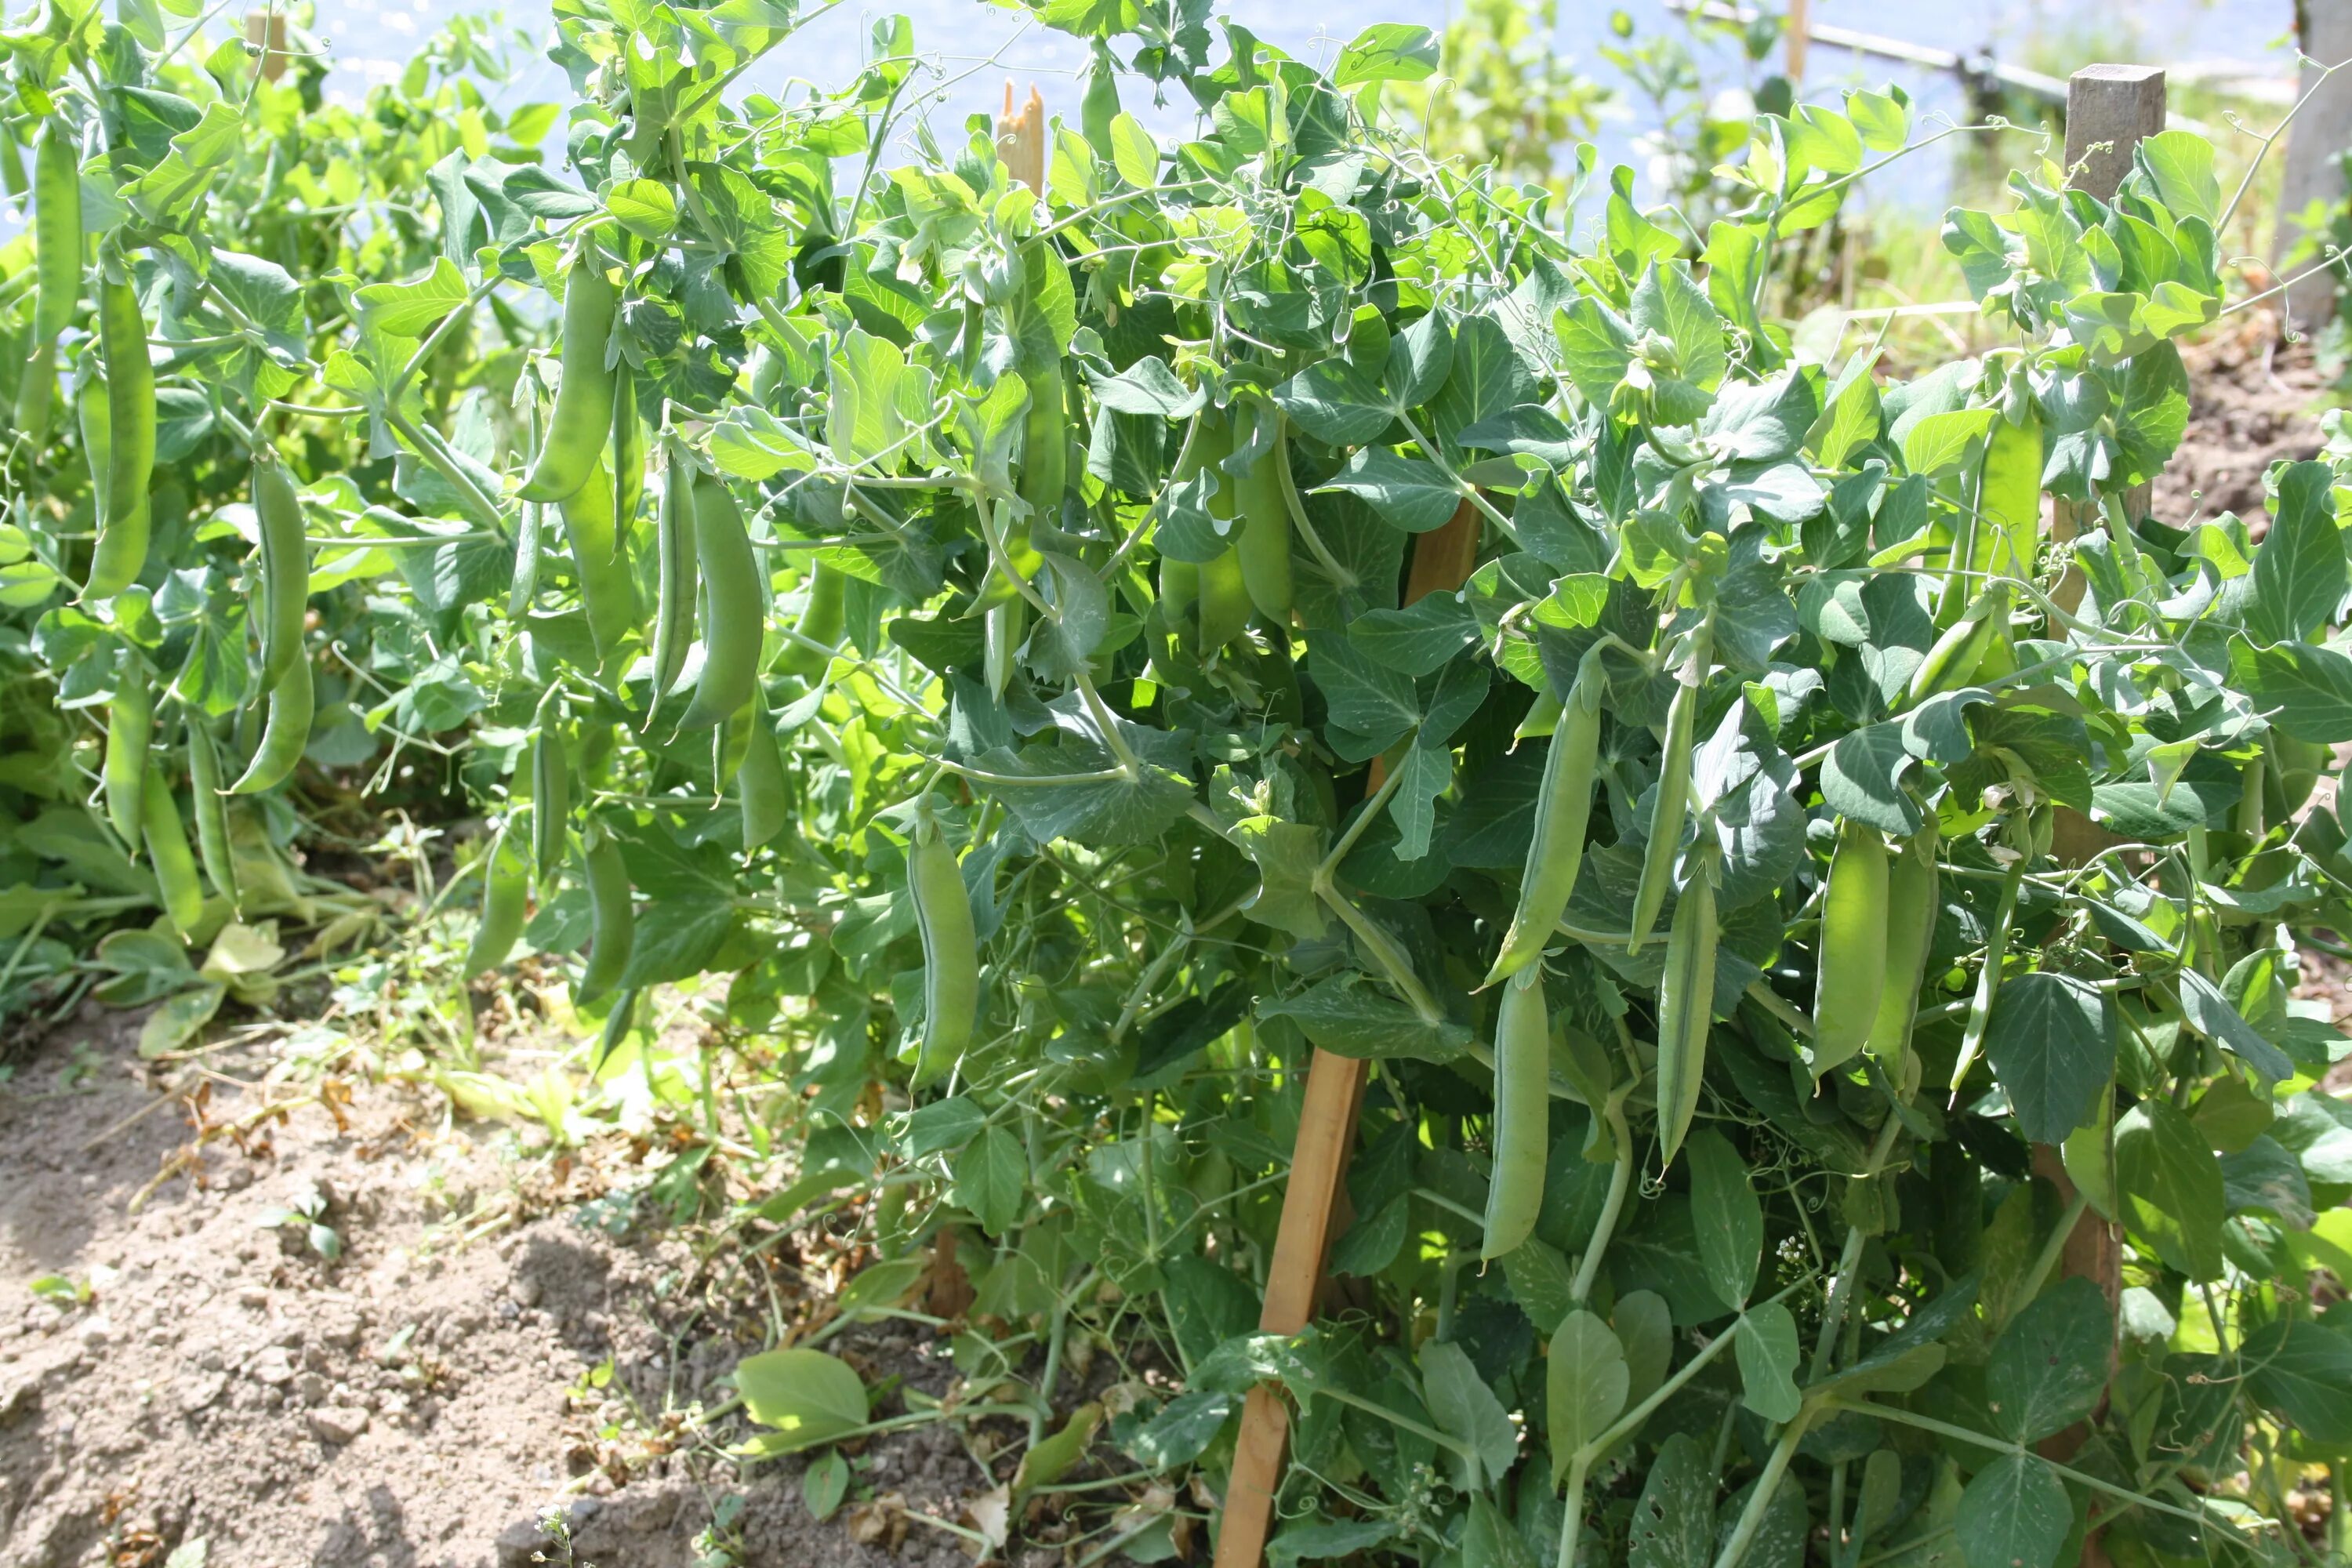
[2280,3,2352,326]
[2063,64,2166,202]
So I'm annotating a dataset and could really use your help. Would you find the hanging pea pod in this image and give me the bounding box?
[75,355,109,520]
[556,455,641,672]
[736,698,789,851]
[1232,409,1294,626]
[183,718,239,913]
[463,826,529,980]
[517,250,618,503]
[13,339,54,451]
[677,477,762,731]
[649,441,701,700]
[778,561,845,677]
[1653,859,1719,1165]
[88,270,154,597]
[141,760,205,937]
[1480,963,1550,1261]
[909,808,978,1089]
[610,365,644,535]
[1629,620,1711,953]
[1864,822,1940,1076]
[1907,582,2009,706]
[1809,818,1890,1078]
[1948,851,2027,1094]
[1486,652,1603,987]
[576,826,633,1005]
[251,448,310,688]
[105,661,151,846]
[28,122,79,348]
[227,657,313,794]
[530,704,570,886]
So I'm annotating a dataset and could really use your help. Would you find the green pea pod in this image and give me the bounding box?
[517,255,618,503]
[1653,866,1719,1165]
[509,502,542,619]
[1019,365,1066,520]
[1947,855,2024,1094]
[984,599,1024,696]
[1233,417,1294,625]
[779,562,845,677]
[1080,39,1121,156]
[591,985,638,1073]
[105,666,151,846]
[89,273,154,598]
[556,455,641,671]
[1486,657,1602,987]
[31,121,79,347]
[576,830,633,1004]
[1480,964,1550,1261]
[531,721,570,886]
[650,445,701,699]
[1809,818,1890,1077]
[1629,621,1711,953]
[909,811,978,1088]
[463,827,529,979]
[183,719,239,912]
[737,698,789,851]
[1864,823,1940,1075]
[610,367,644,535]
[677,477,762,731]
[227,656,312,794]
[12,339,53,450]
[1907,582,2009,707]
[76,358,109,520]
[252,450,310,688]
[141,760,204,937]
[1197,546,1251,653]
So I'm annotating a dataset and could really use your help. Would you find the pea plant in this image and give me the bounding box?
[3,0,2350,1565]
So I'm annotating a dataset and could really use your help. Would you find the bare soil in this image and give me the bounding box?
[0,1004,986,1568]
[2153,314,2334,529]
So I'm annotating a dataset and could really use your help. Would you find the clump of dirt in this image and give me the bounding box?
[2154,316,2334,528]
[0,1007,987,1568]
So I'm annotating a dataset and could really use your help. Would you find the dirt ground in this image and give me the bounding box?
[0,1003,989,1568]
[2152,316,2334,529]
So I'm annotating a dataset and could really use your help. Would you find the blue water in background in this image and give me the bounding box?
[303,0,2303,214]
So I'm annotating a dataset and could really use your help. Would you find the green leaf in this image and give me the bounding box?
[802,1450,849,1521]
[1820,722,1922,835]
[734,1348,868,1453]
[1269,1519,1396,1566]
[1547,1309,1629,1476]
[1846,87,1911,152]
[2137,130,2220,223]
[604,176,679,240]
[1348,595,1479,677]
[1334,23,1439,86]
[352,256,471,339]
[1955,1452,2071,1568]
[1984,972,2114,1145]
[1127,1390,1237,1469]
[1735,1301,1802,1422]
[1986,1276,2112,1442]
[1091,354,1203,418]
[2241,1320,2352,1445]
[2245,461,2345,645]
[952,1125,1026,1235]
[1463,1496,1541,1568]
[1314,448,1461,533]
[1628,1432,1718,1568]
[1900,408,1995,476]
[138,979,224,1058]
[1686,1128,1761,1308]
[1109,113,1158,187]
[1420,1338,1517,1482]
[2115,1098,2227,1283]
[1631,262,1726,396]
[1258,975,1470,1064]
[2174,969,2296,1083]
[2230,637,2352,742]
[1501,1238,1577,1336]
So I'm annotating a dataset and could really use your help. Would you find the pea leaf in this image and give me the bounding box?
[1984,972,2114,1145]
[1547,1309,1629,1475]
[1985,1276,2112,1442]
[2115,1098,2227,1282]
[1685,1128,1761,1308]
[1955,1453,2071,1568]
[734,1349,868,1454]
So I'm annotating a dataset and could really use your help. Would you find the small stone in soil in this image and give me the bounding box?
[308,1405,369,1444]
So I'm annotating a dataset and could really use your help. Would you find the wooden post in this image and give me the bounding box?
[2042,67,2153,1568]
[2278,4,2352,326]
[244,9,288,82]
[1214,499,1484,1568]
[2048,65,2164,874]
[996,82,1047,198]
[1784,0,1810,85]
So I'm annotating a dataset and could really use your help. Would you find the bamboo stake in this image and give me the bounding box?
[996,82,1047,197]
[1214,498,1484,1568]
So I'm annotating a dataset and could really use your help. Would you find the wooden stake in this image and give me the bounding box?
[244,9,288,82]
[1784,0,1810,85]
[996,82,1047,198]
[1214,498,1484,1568]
